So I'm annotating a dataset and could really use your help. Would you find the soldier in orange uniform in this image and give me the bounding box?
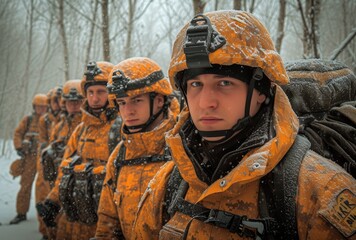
[93,57,179,239]
[11,94,48,225]
[39,80,84,240]
[35,87,62,239]
[38,61,118,240]
[132,11,356,240]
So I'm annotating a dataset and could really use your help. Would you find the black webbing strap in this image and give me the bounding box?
[260,135,311,240]
[108,145,171,190]
[115,154,170,167]
[171,196,278,239]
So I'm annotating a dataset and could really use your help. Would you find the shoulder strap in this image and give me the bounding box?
[26,115,33,133]
[45,114,51,128]
[108,117,123,154]
[108,145,171,191]
[259,135,311,240]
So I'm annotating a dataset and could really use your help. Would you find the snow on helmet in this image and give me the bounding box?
[47,86,63,105]
[169,10,289,93]
[81,61,114,97]
[32,93,48,106]
[62,79,84,101]
[107,57,172,99]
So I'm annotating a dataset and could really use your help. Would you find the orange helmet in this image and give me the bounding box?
[108,57,174,131]
[47,86,63,105]
[169,10,289,91]
[107,57,173,98]
[32,94,48,106]
[168,10,287,138]
[81,61,114,97]
[62,79,84,101]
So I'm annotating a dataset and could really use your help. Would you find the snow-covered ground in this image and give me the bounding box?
[0,140,41,239]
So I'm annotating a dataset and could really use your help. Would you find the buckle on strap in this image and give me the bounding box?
[183,14,226,69]
[205,209,279,239]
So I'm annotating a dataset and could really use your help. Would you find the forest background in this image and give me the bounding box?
[0,0,355,154]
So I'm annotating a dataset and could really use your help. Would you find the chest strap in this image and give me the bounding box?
[108,145,171,191]
[170,195,278,239]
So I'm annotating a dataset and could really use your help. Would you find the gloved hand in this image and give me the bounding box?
[36,199,60,227]
[16,149,25,158]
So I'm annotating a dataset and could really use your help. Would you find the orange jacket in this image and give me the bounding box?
[49,112,82,144]
[13,113,40,152]
[38,112,61,147]
[132,85,356,240]
[47,101,117,204]
[95,110,177,239]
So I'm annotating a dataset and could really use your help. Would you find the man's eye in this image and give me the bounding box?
[190,81,201,87]
[220,80,232,86]
[117,101,125,106]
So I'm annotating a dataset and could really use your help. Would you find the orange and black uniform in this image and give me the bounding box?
[13,113,41,216]
[132,10,356,240]
[46,101,116,240]
[95,109,177,239]
[35,111,61,237]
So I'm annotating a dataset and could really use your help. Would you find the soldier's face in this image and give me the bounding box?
[50,99,60,112]
[186,74,266,141]
[116,93,164,133]
[86,85,108,112]
[65,100,83,114]
[34,105,48,116]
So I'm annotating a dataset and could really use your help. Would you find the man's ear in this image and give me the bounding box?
[156,94,165,108]
[257,92,267,104]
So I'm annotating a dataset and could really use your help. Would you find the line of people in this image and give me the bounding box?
[9,9,355,240]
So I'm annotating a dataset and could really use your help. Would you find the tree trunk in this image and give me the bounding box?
[58,0,70,80]
[124,0,135,59]
[233,0,242,10]
[192,0,206,15]
[101,0,110,61]
[310,0,321,58]
[297,0,321,58]
[275,0,286,53]
[20,0,35,117]
[85,0,99,64]
[330,28,356,60]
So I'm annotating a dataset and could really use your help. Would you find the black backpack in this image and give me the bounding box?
[283,59,356,177]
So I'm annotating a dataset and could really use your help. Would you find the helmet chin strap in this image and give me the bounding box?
[125,93,167,133]
[198,68,263,140]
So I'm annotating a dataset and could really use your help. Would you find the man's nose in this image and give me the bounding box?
[199,87,218,109]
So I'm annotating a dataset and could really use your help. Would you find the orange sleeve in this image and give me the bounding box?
[132,161,175,240]
[46,124,82,204]
[95,144,122,239]
[13,116,29,150]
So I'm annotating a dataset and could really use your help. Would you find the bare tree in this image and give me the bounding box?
[234,0,242,10]
[192,0,207,15]
[58,0,70,80]
[101,0,110,61]
[20,0,36,116]
[275,0,286,53]
[296,0,321,58]
[123,0,153,59]
[330,28,356,61]
[86,0,99,64]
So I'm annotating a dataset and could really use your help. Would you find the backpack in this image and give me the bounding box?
[282,59,356,177]
[163,59,356,239]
